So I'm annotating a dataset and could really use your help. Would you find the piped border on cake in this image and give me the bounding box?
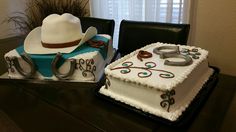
[100,68,213,121]
[105,42,209,91]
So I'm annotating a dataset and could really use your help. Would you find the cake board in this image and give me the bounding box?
[95,66,219,127]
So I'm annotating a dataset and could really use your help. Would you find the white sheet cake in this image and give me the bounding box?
[99,42,213,121]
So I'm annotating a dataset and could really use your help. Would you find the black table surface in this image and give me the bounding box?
[0,37,236,132]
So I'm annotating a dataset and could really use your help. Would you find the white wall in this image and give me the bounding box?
[0,0,25,39]
[189,0,236,76]
[0,0,90,39]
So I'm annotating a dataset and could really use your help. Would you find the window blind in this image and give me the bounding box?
[90,0,191,48]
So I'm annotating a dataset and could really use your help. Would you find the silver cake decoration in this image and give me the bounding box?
[11,52,36,78]
[52,52,76,80]
[153,46,193,66]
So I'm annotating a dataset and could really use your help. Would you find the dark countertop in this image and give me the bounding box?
[0,37,236,132]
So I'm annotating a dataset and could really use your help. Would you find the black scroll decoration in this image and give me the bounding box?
[181,48,201,59]
[160,90,176,112]
[111,61,175,78]
[76,58,96,81]
[5,57,15,73]
[105,77,111,89]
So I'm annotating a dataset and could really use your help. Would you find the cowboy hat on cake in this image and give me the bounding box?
[24,13,97,54]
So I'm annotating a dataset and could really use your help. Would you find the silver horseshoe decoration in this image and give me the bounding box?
[153,46,193,66]
[153,46,180,59]
[163,53,193,66]
[12,52,36,78]
[52,52,76,80]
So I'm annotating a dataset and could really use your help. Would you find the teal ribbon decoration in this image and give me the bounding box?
[16,35,109,77]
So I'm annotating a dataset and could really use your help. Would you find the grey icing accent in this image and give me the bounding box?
[153,46,193,66]
[11,52,36,78]
[52,52,76,80]
[153,46,180,59]
[163,54,193,66]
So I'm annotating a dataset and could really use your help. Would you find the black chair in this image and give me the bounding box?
[79,17,115,38]
[118,20,190,56]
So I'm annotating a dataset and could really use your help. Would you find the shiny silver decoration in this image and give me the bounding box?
[11,52,36,78]
[163,53,193,66]
[153,46,180,59]
[52,52,76,80]
[153,46,193,66]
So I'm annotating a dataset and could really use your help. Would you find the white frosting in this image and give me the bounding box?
[4,34,114,82]
[100,42,213,121]
[105,42,209,91]
[41,13,83,44]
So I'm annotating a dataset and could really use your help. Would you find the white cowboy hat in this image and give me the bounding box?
[24,13,97,54]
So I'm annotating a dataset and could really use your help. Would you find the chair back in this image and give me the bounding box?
[79,17,115,37]
[118,20,190,56]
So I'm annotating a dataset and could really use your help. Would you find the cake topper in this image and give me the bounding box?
[24,13,98,54]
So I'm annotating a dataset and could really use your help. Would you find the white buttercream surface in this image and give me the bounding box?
[100,42,213,121]
[106,43,209,91]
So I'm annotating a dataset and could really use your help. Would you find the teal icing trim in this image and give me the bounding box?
[16,35,109,77]
[16,46,58,77]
